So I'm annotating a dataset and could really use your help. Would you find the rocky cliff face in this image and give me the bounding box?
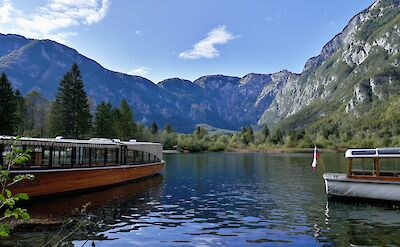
[258,0,400,127]
[0,0,398,133]
[158,74,281,130]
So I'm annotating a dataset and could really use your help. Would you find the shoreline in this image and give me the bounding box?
[225,147,345,153]
[164,147,346,154]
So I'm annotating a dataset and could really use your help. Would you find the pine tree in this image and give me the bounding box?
[194,126,207,139]
[0,73,17,135]
[262,125,269,141]
[271,128,284,145]
[14,90,26,135]
[49,100,63,137]
[49,64,92,138]
[116,99,136,140]
[164,123,174,133]
[248,127,255,143]
[94,101,116,138]
[151,121,158,134]
[240,126,255,145]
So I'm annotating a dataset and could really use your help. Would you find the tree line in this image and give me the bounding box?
[2,63,393,151]
[0,64,348,151]
[0,64,270,150]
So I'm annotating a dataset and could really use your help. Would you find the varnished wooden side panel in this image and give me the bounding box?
[11,163,164,197]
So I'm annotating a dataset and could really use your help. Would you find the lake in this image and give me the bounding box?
[3,152,400,246]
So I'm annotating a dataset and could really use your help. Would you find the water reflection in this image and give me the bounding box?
[27,175,164,218]
[80,153,330,246]
[325,199,400,246]
[2,175,163,246]
[4,153,400,246]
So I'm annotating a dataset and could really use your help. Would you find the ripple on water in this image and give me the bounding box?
[9,153,400,246]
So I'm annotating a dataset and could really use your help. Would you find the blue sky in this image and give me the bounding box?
[0,0,375,83]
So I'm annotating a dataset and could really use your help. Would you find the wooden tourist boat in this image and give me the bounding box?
[0,136,165,197]
[323,148,400,202]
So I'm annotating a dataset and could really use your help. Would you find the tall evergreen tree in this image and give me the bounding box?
[262,125,269,142]
[49,100,63,136]
[0,73,17,135]
[194,126,207,139]
[49,64,92,138]
[164,123,174,133]
[240,126,255,145]
[116,99,136,140]
[14,90,26,135]
[94,101,116,138]
[151,121,158,134]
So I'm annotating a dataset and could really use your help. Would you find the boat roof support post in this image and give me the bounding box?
[0,144,3,166]
[375,158,380,177]
[49,146,53,168]
[348,158,352,177]
[89,147,92,167]
[104,148,107,166]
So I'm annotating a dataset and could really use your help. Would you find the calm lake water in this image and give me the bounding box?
[4,152,400,246]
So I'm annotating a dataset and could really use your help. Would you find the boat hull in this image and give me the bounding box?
[10,162,165,197]
[323,173,400,202]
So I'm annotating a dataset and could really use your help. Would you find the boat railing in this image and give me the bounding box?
[347,154,400,179]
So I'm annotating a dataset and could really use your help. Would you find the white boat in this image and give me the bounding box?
[323,148,400,202]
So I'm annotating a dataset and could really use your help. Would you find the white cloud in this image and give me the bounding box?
[179,25,237,59]
[265,17,273,22]
[0,0,110,43]
[129,66,150,76]
[135,30,142,35]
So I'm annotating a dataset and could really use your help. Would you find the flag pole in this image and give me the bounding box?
[312,146,317,171]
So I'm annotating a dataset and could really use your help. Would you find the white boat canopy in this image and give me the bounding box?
[0,136,163,161]
[345,148,400,158]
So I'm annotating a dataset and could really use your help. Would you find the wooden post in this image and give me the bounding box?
[0,145,4,166]
[348,158,352,176]
[104,148,107,166]
[77,147,81,166]
[124,147,127,165]
[71,147,76,167]
[49,146,53,168]
[41,146,45,166]
[89,148,92,167]
[116,148,119,165]
[375,158,380,177]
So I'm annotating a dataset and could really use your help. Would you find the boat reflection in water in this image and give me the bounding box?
[27,174,164,218]
[324,199,400,246]
[1,175,164,247]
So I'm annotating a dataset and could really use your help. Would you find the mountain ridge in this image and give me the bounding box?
[0,0,398,133]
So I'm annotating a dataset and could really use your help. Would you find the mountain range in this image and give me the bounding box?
[0,0,399,133]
